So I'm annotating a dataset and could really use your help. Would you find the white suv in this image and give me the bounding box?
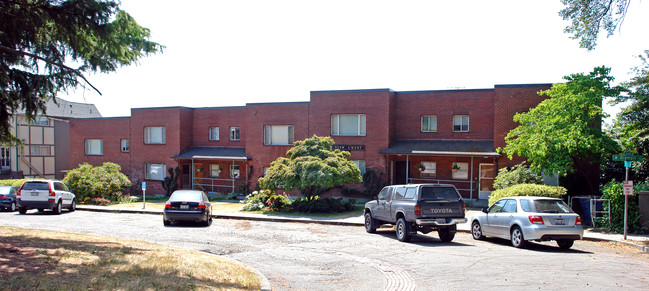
[17,180,76,214]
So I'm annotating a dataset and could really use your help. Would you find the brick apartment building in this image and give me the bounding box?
[69,84,551,200]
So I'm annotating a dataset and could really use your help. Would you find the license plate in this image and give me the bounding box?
[437,218,446,223]
[31,192,39,196]
[180,205,189,210]
[554,219,565,225]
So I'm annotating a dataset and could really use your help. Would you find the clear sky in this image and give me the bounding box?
[61,1,649,119]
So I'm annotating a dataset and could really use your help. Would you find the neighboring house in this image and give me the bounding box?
[69,84,552,199]
[0,98,101,180]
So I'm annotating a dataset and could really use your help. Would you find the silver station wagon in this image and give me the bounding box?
[470,196,583,249]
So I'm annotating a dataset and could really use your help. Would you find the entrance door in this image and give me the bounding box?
[394,161,407,185]
[182,164,190,189]
[479,164,495,200]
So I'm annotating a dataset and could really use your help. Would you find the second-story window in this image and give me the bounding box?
[209,127,219,141]
[85,139,103,155]
[331,114,366,136]
[264,125,294,145]
[120,139,129,152]
[230,127,240,141]
[144,126,166,144]
[453,115,469,132]
[421,115,437,132]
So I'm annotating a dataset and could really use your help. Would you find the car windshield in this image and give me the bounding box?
[21,182,49,191]
[169,191,203,202]
[521,199,573,213]
[420,187,459,201]
[0,187,13,194]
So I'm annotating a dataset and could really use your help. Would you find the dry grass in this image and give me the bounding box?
[0,226,260,290]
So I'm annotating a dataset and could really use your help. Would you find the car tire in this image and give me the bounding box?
[364,212,377,233]
[438,227,455,242]
[557,239,574,249]
[68,199,76,212]
[9,202,16,212]
[202,214,211,227]
[510,226,527,248]
[53,201,62,215]
[471,221,484,240]
[396,217,412,242]
[18,207,27,214]
[163,218,171,226]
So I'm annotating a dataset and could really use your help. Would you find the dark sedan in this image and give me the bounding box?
[0,186,18,212]
[163,190,212,226]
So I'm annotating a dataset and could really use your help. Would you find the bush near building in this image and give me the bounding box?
[63,162,131,203]
[488,184,567,206]
[493,163,543,190]
[598,180,647,234]
[0,179,29,187]
[240,190,355,214]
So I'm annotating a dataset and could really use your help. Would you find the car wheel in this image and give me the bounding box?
[396,217,412,242]
[364,212,377,233]
[18,207,27,214]
[163,218,171,226]
[438,227,455,242]
[202,214,211,226]
[53,201,62,215]
[557,239,574,249]
[9,202,16,212]
[510,226,527,248]
[68,199,76,212]
[471,221,484,240]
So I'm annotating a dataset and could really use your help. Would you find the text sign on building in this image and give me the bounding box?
[613,152,644,162]
[332,145,365,151]
[623,180,634,196]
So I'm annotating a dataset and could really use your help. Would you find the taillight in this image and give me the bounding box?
[48,183,55,196]
[0,195,5,199]
[528,215,544,225]
[463,204,466,214]
[197,202,206,209]
[165,202,172,209]
[414,205,421,215]
[576,216,582,225]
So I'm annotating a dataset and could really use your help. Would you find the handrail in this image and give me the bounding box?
[192,176,237,193]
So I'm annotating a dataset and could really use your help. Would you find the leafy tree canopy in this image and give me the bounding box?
[259,135,362,199]
[0,0,163,144]
[502,66,623,182]
[493,163,543,190]
[560,0,630,50]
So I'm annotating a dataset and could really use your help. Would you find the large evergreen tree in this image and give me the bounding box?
[0,0,163,143]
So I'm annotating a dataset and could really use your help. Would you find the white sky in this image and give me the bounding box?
[61,1,649,119]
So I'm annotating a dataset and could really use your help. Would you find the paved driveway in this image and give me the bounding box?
[2,210,649,290]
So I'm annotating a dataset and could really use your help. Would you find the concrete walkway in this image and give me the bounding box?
[76,205,649,253]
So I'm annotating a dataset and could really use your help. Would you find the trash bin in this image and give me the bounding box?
[570,196,598,227]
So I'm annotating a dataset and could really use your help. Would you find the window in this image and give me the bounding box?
[230,127,240,141]
[121,139,129,152]
[352,160,366,176]
[502,199,518,213]
[419,162,436,178]
[263,167,270,176]
[377,187,389,200]
[209,127,219,141]
[85,139,103,155]
[421,115,437,132]
[35,116,50,126]
[230,165,240,178]
[404,188,416,199]
[144,127,166,144]
[210,164,222,177]
[394,187,407,199]
[331,114,366,136]
[451,162,469,180]
[145,163,166,180]
[264,125,294,145]
[453,115,469,132]
[30,146,50,156]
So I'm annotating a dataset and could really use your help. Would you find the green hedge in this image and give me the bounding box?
[488,183,567,206]
[0,179,29,187]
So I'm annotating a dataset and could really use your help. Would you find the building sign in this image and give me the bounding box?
[332,145,365,151]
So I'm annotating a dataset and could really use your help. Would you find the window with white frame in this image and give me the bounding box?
[30,145,50,156]
[209,127,219,141]
[453,115,469,132]
[419,161,436,178]
[264,125,294,145]
[144,127,166,144]
[85,139,103,155]
[331,114,366,136]
[352,160,366,176]
[210,164,222,177]
[230,127,240,141]
[230,165,240,178]
[451,162,469,180]
[120,139,129,152]
[421,115,437,132]
[145,163,166,180]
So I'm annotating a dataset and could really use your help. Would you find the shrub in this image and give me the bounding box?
[488,183,567,206]
[63,162,131,203]
[493,163,543,190]
[289,196,356,213]
[597,181,646,234]
[0,179,29,187]
[240,190,291,212]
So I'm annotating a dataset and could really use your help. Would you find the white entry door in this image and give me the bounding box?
[479,164,495,200]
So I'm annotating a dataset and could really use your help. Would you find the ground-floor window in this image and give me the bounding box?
[210,164,222,177]
[419,161,436,178]
[145,163,166,180]
[230,164,240,178]
[352,160,366,176]
[451,162,469,179]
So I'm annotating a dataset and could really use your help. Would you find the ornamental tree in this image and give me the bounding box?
[0,0,163,144]
[259,135,362,199]
[502,66,623,194]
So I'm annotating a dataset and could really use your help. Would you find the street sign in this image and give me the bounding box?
[623,180,634,196]
[613,152,644,162]
[142,182,146,190]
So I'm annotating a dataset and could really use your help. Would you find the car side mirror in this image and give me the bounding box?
[482,207,488,213]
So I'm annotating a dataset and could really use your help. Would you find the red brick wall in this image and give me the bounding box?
[192,107,247,147]
[394,89,494,141]
[69,117,131,172]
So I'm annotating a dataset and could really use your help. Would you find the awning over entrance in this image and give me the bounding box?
[173,147,249,160]
[380,140,499,157]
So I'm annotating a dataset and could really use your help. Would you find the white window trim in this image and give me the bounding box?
[264,125,294,145]
[120,139,129,152]
[331,114,366,136]
[144,126,166,144]
[209,127,219,141]
[421,115,437,132]
[85,139,103,155]
[453,115,470,132]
